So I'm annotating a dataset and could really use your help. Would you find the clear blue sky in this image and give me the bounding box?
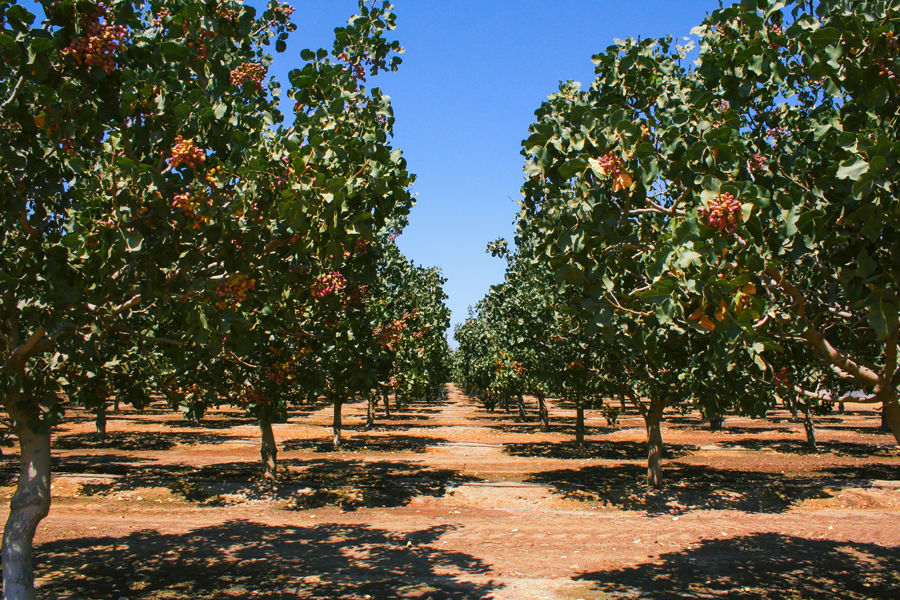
[258,1,720,342]
[22,0,722,339]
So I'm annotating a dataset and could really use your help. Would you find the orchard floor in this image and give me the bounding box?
[2,385,899,600]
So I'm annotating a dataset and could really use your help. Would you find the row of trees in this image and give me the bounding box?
[455,0,900,489]
[0,1,449,598]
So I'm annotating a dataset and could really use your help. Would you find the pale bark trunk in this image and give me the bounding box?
[94,404,107,440]
[575,405,585,447]
[882,399,900,442]
[645,400,665,489]
[259,418,277,480]
[516,393,526,421]
[536,393,549,432]
[366,394,376,429]
[3,394,52,600]
[332,400,343,448]
[802,405,817,451]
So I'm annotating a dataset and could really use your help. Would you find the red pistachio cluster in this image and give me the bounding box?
[311,271,347,298]
[172,191,207,227]
[230,62,267,89]
[169,136,206,170]
[213,273,255,310]
[699,192,743,234]
[337,51,372,82]
[773,366,790,384]
[374,319,407,351]
[61,17,127,73]
[276,3,295,18]
[265,363,292,386]
[152,8,170,27]
[749,154,767,174]
[236,386,269,407]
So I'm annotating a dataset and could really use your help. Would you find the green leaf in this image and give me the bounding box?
[160,42,189,61]
[836,156,869,181]
[123,231,143,252]
[866,291,899,341]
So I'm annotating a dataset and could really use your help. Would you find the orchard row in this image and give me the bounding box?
[0,2,448,598]
[455,0,900,488]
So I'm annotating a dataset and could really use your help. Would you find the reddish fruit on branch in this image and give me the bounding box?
[169,136,206,170]
[589,152,634,192]
[213,273,255,310]
[61,12,127,74]
[230,62,268,90]
[699,192,743,234]
[311,271,347,298]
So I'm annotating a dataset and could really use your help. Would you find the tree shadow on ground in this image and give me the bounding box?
[53,454,475,511]
[361,421,445,432]
[36,520,501,599]
[50,453,158,477]
[719,438,899,457]
[54,430,237,451]
[574,533,900,600]
[281,458,479,511]
[282,434,446,454]
[505,441,694,461]
[527,463,843,514]
[162,417,255,430]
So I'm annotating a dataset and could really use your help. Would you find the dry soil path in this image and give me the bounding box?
[0,384,898,599]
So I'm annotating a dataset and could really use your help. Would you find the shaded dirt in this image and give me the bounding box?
[1,386,898,599]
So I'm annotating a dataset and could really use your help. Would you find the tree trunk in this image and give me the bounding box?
[113,395,120,415]
[838,401,845,414]
[94,403,107,440]
[708,414,724,431]
[882,399,900,443]
[502,395,511,414]
[382,391,391,419]
[644,400,665,489]
[366,394,376,429]
[802,405,817,451]
[332,400,343,448]
[3,397,52,600]
[516,393,526,421]
[575,405,585,447]
[536,393,549,432]
[259,418,277,480]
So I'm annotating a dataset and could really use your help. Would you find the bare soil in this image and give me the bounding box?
[1,385,898,599]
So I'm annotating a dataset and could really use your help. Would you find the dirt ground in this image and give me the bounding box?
[1,384,898,600]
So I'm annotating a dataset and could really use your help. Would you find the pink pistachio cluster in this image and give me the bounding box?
[593,151,625,177]
[237,386,269,407]
[374,319,407,351]
[172,191,206,227]
[214,274,255,310]
[61,17,127,73]
[169,136,206,170]
[773,366,790,384]
[265,363,292,386]
[230,62,267,89]
[276,3,296,18]
[152,8,170,27]
[311,271,347,298]
[749,154,767,174]
[699,192,743,234]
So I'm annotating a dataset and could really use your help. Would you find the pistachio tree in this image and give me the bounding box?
[517,0,900,497]
[0,0,411,595]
